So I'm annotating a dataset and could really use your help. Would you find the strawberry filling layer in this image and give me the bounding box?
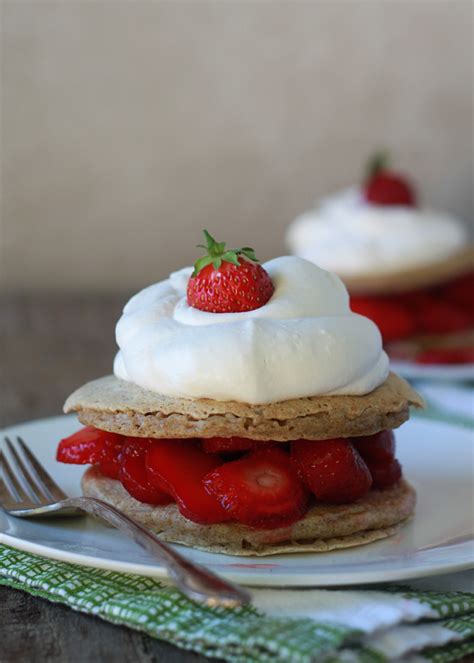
[57,428,403,529]
[350,271,474,363]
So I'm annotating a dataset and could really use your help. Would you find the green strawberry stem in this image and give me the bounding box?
[192,230,259,277]
[365,150,389,182]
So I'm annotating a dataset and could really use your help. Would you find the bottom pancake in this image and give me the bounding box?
[82,466,416,556]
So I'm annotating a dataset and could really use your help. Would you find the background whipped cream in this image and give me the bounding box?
[114,256,389,404]
[286,188,468,277]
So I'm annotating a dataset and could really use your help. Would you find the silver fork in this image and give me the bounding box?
[0,435,251,608]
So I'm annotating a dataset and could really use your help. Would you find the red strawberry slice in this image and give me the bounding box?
[414,299,471,335]
[399,290,437,310]
[187,230,274,313]
[203,448,309,529]
[146,440,230,524]
[365,457,402,489]
[415,347,474,365]
[99,455,123,480]
[56,426,125,479]
[351,296,416,342]
[201,437,277,454]
[119,439,172,505]
[442,273,474,310]
[353,430,396,463]
[363,152,416,207]
[291,439,372,504]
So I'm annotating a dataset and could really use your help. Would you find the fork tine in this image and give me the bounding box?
[0,474,18,508]
[16,436,67,501]
[0,450,33,504]
[5,437,45,504]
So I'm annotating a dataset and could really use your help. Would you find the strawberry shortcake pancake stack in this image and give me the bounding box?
[287,154,474,366]
[59,231,423,555]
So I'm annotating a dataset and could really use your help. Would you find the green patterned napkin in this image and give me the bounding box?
[0,545,473,662]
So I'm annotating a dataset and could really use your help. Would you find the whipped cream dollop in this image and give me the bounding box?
[286,188,468,277]
[114,256,389,404]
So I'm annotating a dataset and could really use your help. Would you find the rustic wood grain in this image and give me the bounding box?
[0,585,206,663]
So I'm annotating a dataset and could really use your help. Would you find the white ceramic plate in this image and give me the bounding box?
[1,415,473,587]
[390,359,474,382]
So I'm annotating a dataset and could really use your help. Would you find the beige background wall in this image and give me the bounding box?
[1,0,472,293]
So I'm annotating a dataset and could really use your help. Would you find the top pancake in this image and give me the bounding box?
[342,245,474,295]
[64,372,424,441]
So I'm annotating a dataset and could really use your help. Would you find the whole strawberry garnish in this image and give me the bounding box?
[187,230,274,313]
[363,151,417,207]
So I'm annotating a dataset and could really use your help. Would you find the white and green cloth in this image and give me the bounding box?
[0,545,473,662]
[1,381,473,661]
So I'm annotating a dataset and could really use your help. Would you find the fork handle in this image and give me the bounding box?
[57,496,250,607]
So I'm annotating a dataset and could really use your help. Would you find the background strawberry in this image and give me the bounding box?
[441,273,474,311]
[350,295,416,342]
[187,230,274,313]
[415,347,474,365]
[363,151,417,207]
[413,298,471,335]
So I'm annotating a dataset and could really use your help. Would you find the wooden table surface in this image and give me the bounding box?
[1,294,471,663]
[0,294,209,663]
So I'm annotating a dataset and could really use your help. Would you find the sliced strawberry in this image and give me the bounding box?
[365,457,402,489]
[399,290,437,310]
[119,439,172,505]
[203,448,309,529]
[414,299,471,335]
[56,426,124,479]
[353,430,396,463]
[201,437,277,454]
[350,296,416,342]
[187,230,274,313]
[57,426,108,464]
[415,347,474,365]
[441,273,474,310]
[146,440,230,524]
[291,439,372,504]
[98,454,123,480]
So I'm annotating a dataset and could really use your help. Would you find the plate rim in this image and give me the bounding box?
[1,413,473,588]
[1,530,472,587]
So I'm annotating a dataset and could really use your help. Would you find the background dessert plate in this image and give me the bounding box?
[1,415,472,587]
[390,359,474,382]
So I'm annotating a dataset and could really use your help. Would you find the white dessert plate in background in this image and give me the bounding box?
[390,359,474,382]
[1,415,473,587]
